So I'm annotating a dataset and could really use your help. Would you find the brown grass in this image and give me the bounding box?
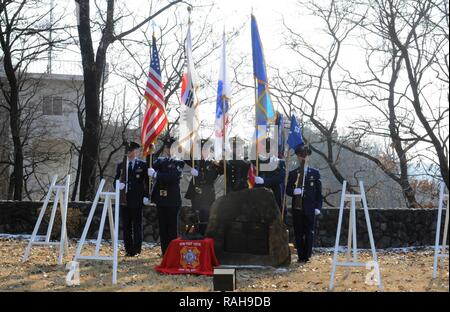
[0,238,448,292]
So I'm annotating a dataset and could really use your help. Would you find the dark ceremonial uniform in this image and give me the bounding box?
[114,158,149,256]
[151,156,185,255]
[252,156,286,213]
[185,159,222,236]
[223,160,251,193]
[286,166,323,262]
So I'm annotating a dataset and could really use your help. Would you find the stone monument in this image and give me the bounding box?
[206,188,291,266]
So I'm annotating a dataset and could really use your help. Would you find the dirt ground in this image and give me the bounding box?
[0,237,448,292]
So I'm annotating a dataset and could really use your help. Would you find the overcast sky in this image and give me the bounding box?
[42,0,447,162]
[52,0,379,133]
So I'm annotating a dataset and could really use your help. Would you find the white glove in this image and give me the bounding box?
[293,188,303,195]
[143,197,150,206]
[118,183,125,190]
[191,168,199,177]
[148,168,157,178]
[315,209,321,216]
[255,176,264,185]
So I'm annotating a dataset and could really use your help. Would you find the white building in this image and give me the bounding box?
[0,60,84,200]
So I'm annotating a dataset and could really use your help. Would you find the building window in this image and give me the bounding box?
[43,96,63,115]
[53,97,62,115]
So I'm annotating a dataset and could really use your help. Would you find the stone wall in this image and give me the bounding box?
[0,201,445,248]
[307,208,443,248]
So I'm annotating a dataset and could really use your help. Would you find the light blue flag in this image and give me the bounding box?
[251,14,275,128]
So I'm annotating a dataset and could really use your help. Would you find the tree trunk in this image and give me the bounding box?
[387,2,450,190]
[7,172,14,200]
[71,148,82,201]
[78,71,100,200]
[75,0,180,200]
[76,0,102,200]
[402,53,450,190]
[76,0,114,200]
[1,45,23,200]
[10,107,23,200]
[387,50,420,208]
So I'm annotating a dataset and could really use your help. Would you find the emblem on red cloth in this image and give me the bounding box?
[180,246,200,269]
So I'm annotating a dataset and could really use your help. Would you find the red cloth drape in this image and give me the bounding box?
[154,238,220,276]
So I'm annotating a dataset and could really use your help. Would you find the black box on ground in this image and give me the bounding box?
[213,268,236,291]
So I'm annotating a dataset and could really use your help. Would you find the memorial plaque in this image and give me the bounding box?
[206,188,291,266]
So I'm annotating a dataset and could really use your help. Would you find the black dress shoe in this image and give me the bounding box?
[126,253,135,257]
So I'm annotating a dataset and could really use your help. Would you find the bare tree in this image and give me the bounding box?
[339,0,449,206]
[75,0,183,200]
[0,0,68,199]
[270,0,447,207]
[270,0,366,202]
[380,0,449,188]
[335,1,422,207]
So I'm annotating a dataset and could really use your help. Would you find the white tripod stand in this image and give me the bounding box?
[23,175,70,265]
[329,181,382,291]
[432,182,448,280]
[66,179,120,284]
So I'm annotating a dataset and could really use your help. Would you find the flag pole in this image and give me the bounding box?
[146,147,153,198]
[187,5,196,186]
[222,28,227,195]
[148,28,155,196]
[223,96,227,195]
[281,117,290,221]
[254,76,259,176]
[282,151,290,222]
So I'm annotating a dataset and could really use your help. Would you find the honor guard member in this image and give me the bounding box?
[149,137,185,255]
[223,136,251,193]
[115,141,150,257]
[252,137,286,213]
[185,139,223,236]
[286,142,322,263]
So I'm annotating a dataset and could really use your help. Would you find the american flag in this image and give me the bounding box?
[141,35,168,156]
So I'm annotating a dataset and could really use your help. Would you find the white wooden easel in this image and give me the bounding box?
[66,179,120,284]
[432,182,449,279]
[23,175,70,265]
[329,181,382,291]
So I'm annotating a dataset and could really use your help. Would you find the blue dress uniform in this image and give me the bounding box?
[224,160,251,192]
[151,156,185,255]
[185,159,222,235]
[286,166,323,262]
[223,137,251,193]
[114,158,149,256]
[252,156,286,213]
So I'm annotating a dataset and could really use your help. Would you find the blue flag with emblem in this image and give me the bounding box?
[251,14,275,129]
[287,115,304,150]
